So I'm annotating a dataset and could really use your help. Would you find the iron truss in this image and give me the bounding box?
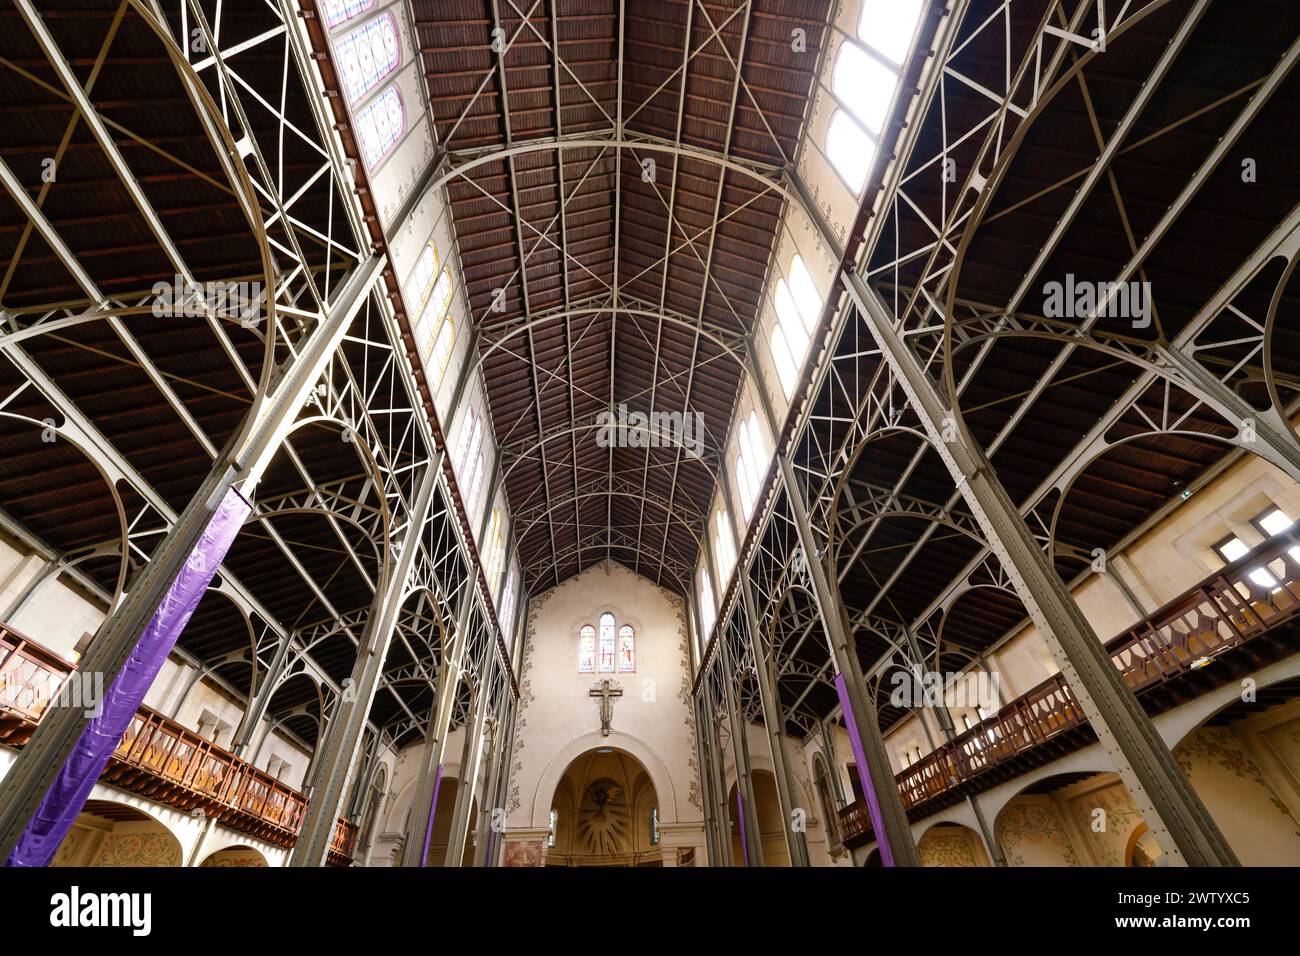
[0,0,520,865]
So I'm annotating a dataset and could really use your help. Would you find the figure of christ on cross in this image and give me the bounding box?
[589,679,623,737]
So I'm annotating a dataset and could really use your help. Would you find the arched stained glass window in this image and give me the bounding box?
[427,312,456,387]
[356,85,404,170]
[321,0,376,29]
[578,625,596,672]
[406,244,438,313]
[598,612,616,673]
[337,12,401,105]
[617,624,635,672]
[454,407,478,471]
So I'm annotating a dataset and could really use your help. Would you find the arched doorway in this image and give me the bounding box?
[423,777,477,867]
[725,770,790,866]
[199,845,269,867]
[917,822,991,867]
[546,748,660,866]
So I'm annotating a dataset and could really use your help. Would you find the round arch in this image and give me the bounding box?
[531,731,679,829]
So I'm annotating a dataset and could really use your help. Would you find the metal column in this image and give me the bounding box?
[288,453,440,866]
[846,272,1237,867]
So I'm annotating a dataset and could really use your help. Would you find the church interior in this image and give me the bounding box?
[0,0,1298,881]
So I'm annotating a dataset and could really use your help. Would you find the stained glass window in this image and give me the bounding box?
[578,625,596,672]
[337,12,400,105]
[454,408,477,471]
[650,806,660,844]
[356,85,404,170]
[617,624,635,673]
[427,312,455,387]
[547,808,557,848]
[321,0,375,29]
[405,244,438,313]
[598,612,616,673]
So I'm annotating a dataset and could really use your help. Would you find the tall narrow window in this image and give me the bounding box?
[858,0,924,66]
[337,12,400,105]
[454,408,477,471]
[735,410,766,518]
[771,323,798,397]
[698,566,716,638]
[826,110,875,194]
[356,86,404,169]
[598,612,616,673]
[467,451,486,512]
[713,511,736,582]
[650,806,660,845]
[547,808,557,848]
[617,624,635,673]
[405,244,438,314]
[832,39,896,136]
[500,568,517,630]
[788,256,822,332]
[578,625,596,673]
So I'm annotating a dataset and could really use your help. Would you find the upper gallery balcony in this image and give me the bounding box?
[0,630,357,865]
[839,524,1300,849]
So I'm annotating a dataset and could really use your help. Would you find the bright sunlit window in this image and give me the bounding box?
[735,410,767,518]
[337,12,400,105]
[356,85,404,169]
[1213,506,1298,589]
[499,567,517,629]
[698,566,717,638]
[713,511,736,582]
[826,110,876,194]
[858,0,924,66]
[832,39,897,137]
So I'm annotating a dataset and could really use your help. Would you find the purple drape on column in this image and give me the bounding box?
[736,788,749,867]
[834,670,894,866]
[5,486,251,867]
[419,763,443,867]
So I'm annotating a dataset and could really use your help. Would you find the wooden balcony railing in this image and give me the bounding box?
[841,526,1300,847]
[0,628,355,864]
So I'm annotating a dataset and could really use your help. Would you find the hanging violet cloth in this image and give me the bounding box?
[420,763,444,867]
[835,671,894,866]
[6,485,251,867]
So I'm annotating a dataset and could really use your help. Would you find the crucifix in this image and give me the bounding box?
[588,679,623,736]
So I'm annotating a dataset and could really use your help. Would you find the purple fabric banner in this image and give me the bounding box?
[834,670,894,866]
[419,763,443,867]
[5,486,251,867]
[736,788,749,867]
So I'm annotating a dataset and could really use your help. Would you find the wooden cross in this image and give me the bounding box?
[589,679,623,736]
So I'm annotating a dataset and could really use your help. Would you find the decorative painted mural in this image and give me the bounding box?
[996,800,1080,867]
[918,828,979,867]
[90,831,182,867]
